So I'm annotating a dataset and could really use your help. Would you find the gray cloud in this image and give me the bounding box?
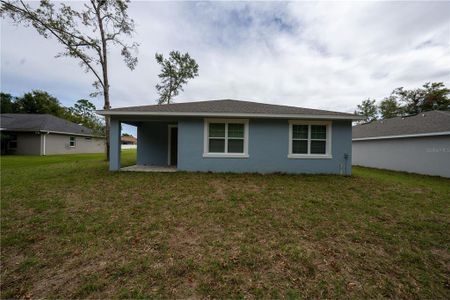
[1,0,449,117]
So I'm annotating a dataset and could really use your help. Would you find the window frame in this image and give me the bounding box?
[288,120,332,159]
[69,136,76,148]
[203,118,249,158]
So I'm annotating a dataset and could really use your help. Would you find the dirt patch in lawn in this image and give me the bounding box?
[1,155,449,298]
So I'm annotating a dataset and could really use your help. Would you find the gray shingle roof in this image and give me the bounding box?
[352,110,450,139]
[0,114,97,136]
[97,99,361,119]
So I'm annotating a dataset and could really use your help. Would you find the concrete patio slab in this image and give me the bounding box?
[121,165,177,172]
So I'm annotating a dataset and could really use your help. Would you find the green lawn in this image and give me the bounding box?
[1,150,449,299]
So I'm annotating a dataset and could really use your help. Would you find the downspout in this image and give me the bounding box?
[42,132,48,156]
[344,153,349,176]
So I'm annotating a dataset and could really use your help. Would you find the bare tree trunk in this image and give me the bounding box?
[103,93,110,160]
[102,66,110,160]
[1,0,137,163]
[96,1,111,161]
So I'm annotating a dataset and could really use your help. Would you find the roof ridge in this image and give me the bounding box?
[433,110,450,116]
[353,109,450,138]
[107,99,355,116]
[355,113,426,128]
[356,110,450,128]
[40,114,51,130]
[43,113,93,131]
[1,113,97,136]
[110,99,239,109]
[232,99,357,115]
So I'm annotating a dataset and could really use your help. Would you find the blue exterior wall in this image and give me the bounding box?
[177,118,352,174]
[137,121,172,166]
[135,118,352,174]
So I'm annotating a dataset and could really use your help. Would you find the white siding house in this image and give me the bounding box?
[1,114,105,155]
[352,111,450,178]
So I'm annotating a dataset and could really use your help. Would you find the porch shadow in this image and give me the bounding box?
[121,165,177,173]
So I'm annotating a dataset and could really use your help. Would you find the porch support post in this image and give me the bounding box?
[109,118,121,171]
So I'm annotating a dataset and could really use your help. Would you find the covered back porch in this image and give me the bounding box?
[109,117,179,171]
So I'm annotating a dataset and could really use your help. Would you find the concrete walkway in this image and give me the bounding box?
[121,165,177,172]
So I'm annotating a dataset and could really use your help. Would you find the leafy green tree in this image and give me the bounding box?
[392,87,425,115]
[379,96,401,119]
[68,99,97,121]
[155,51,199,104]
[422,82,450,111]
[2,90,104,134]
[13,90,66,116]
[1,0,139,159]
[356,82,450,121]
[1,92,15,113]
[67,99,104,135]
[355,98,378,123]
[391,82,449,115]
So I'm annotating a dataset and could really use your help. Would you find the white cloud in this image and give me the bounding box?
[1,0,449,118]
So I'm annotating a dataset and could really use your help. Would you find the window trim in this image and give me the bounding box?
[203,118,249,158]
[288,120,332,159]
[69,136,76,148]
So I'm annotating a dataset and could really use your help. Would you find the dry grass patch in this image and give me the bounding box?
[1,151,449,298]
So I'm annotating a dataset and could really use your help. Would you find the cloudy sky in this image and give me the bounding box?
[1,1,450,135]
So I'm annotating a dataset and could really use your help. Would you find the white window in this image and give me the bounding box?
[203,119,249,158]
[69,136,76,147]
[288,121,332,159]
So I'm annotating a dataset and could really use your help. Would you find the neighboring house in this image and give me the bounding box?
[121,135,137,149]
[352,110,450,178]
[121,135,137,145]
[0,114,105,155]
[97,99,363,174]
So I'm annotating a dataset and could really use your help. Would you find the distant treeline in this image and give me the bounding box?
[355,82,449,123]
[1,90,104,135]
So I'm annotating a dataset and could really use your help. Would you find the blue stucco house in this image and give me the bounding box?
[97,99,363,174]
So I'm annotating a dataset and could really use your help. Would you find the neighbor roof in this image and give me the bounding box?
[121,135,137,143]
[96,99,363,120]
[353,110,450,140]
[0,114,101,137]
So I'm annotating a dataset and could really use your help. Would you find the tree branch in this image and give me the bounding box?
[2,0,104,87]
[17,0,102,52]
